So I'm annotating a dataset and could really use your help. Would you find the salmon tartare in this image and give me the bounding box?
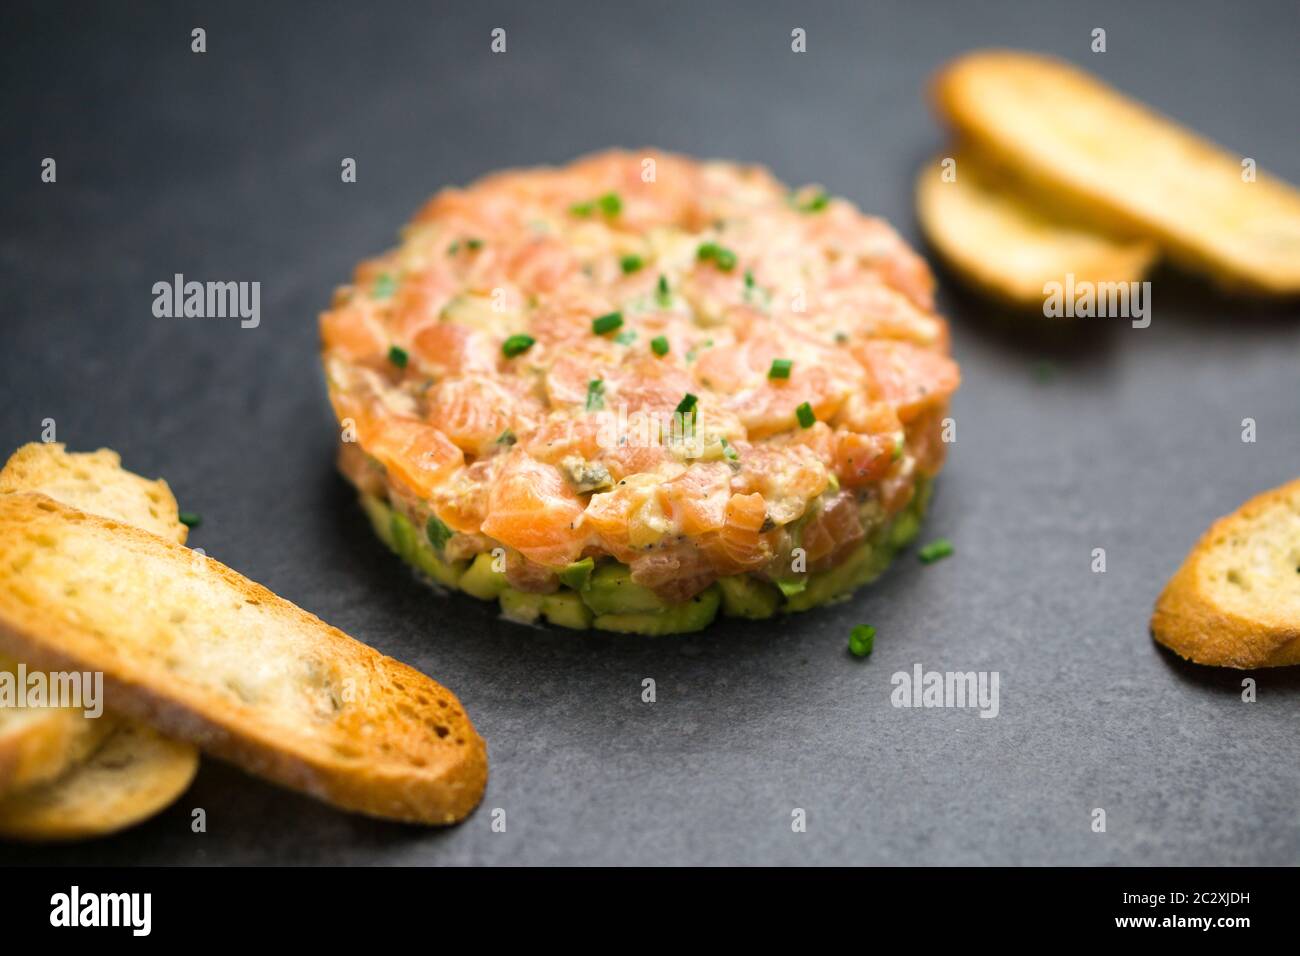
[320,149,959,633]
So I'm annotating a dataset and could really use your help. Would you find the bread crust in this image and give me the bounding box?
[914,149,1156,308]
[0,493,488,824]
[1151,478,1300,668]
[0,719,198,841]
[932,50,1300,295]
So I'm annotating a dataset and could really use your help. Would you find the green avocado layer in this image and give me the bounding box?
[360,479,930,634]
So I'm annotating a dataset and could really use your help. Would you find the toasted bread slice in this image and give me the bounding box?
[0,493,488,824]
[932,50,1300,295]
[0,443,190,805]
[1152,478,1300,668]
[0,719,198,841]
[0,654,115,798]
[915,149,1157,307]
[0,442,187,544]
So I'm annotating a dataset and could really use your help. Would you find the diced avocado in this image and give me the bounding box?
[718,575,781,619]
[499,588,594,629]
[460,552,506,599]
[558,557,595,591]
[593,585,721,634]
[775,577,808,598]
[500,587,544,624]
[539,591,593,629]
[578,562,669,615]
[782,482,929,613]
[359,495,398,552]
[389,510,465,588]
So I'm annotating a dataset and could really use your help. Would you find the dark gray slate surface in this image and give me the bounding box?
[2,0,1297,866]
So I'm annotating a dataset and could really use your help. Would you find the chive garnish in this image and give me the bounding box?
[794,190,830,213]
[620,254,644,274]
[917,539,955,564]
[592,311,624,336]
[656,274,671,306]
[465,238,484,251]
[387,345,409,369]
[675,393,698,416]
[373,274,398,299]
[585,379,605,411]
[571,192,621,217]
[178,511,202,529]
[502,333,535,358]
[614,330,637,345]
[696,242,737,271]
[720,437,739,462]
[426,515,453,550]
[795,402,815,428]
[447,240,460,255]
[495,429,516,446]
[650,335,669,357]
[848,624,875,658]
[768,358,792,380]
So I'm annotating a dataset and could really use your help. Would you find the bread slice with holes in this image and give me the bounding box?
[0,442,187,544]
[1152,478,1300,668]
[0,493,488,823]
[0,719,198,841]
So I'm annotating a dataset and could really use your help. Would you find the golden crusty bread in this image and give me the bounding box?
[0,720,198,842]
[0,653,115,799]
[932,50,1300,295]
[1152,478,1300,668]
[915,149,1157,308]
[0,442,187,544]
[0,443,191,809]
[0,493,488,824]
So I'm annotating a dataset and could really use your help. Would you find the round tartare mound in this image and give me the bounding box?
[320,149,959,633]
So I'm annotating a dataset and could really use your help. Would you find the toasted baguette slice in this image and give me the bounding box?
[0,719,198,841]
[0,443,190,803]
[0,442,187,544]
[1152,478,1300,668]
[0,493,488,823]
[932,50,1300,295]
[0,654,115,798]
[915,150,1157,307]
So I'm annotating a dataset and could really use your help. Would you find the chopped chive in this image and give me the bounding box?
[614,329,637,345]
[619,254,644,274]
[696,241,737,272]
[447,240,460,255]
[794,190,831,213]
[178,511,202,529]
[795,401,815,428]
[426,515,453,550]
[591,311,624,335]
[387,345,409,369]
[768,358,793,380]
[465,238,484,251]
[892,433,905,461]
[650,335,670,357]
[585,379,605,411]
[675,393,698,416]
[720,437,739,462]
[495,428,517,446]
[744,270,755,289]
[372,274,398,299]
[571,192,621,217]
[848,624,876,658]
[502,333,535,358]
[656,274,671,306]
[917,538,954,564]
[777,578,808,597]
[833,331,849,344]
